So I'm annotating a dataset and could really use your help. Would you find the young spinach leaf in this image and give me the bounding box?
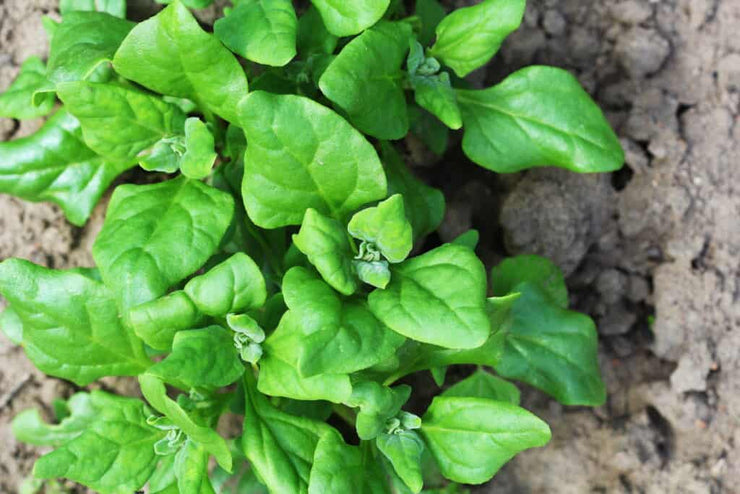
[311,0,391,37]
[0,56,55,119]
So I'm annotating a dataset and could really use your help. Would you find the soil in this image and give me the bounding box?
[1,0,738,493]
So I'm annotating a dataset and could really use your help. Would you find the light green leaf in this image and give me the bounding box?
[415,0,446,46]
[411,71,462,130]
[442,369,520,405]
[138,135,184,173]
[368,244,490,349]
[292,208,358,296]
[180,118,216,179]
[308,434,387,494]
[377,431,425,493]
[429,0,525,77]
[310,0,390,37]
[0,259,150,385]
[215,0,297,67]
[32,392,163,494]
[148,326,244,390]
[319,22,411,139]
[126,290,201,351]
[239,91,387,228]
[147,455,177,493]
[113,1,248,124]
[491,254,568,308]
[184,253,267,316]
[297,6,338,57]
[0,304,22,345]
[242,373,335,494]
[457,66,625,173]
[175,440,216,494]
[354,260,391,289]
[12,393,98,446]
[348,194,413,263]
[346,381,410,440]
[0,109,132,226]
[60,0,127,17]
[0,56,55,119]
[56,81,186,162]
[421,396,551,484]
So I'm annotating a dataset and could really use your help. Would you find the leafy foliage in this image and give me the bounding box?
[0,0,622,492]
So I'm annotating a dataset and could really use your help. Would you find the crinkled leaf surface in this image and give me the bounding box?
[126,290,201,351]
[429,0,525,77]
[310,0,390,37]
[93,177,234,309]
[12,392,100,447]
[0,56,55,119]
[0,259,150,385]
[319,22,411,139]
[0,109,132,226]
[60,0,126,17]
[411,71,462,130]
[347,381,410,440]
[442,369,520,405]
[368,244,490,349]
[180,118,216,180]
[175,440,216,494]
[113,1,248,124]
[308,433,387,494]
[215,0,297,67]
[239,91,386,228]
[421,396,551,484]
[348,194,413,263]
[377,431,425,493]
[56,81,186,162]
[457,66,625,173]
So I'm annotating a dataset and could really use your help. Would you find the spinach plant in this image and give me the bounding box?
[0,0,623,492]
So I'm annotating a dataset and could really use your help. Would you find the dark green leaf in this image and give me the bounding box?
[310,0,391,37]
[297,6,338,58]
[408,105,449,156]
[491,254,568,308]
[451,230,479,250]
[415,0,446,46]
[0,57,55,119]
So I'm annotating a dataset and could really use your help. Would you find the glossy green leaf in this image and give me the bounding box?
[239,91,387,228]
[354,260,391,289]
[368,244,490,349]
[0,305,22,345]
[175,440,216,494]
[0,109,131,226]
[494,282,606,406]
[113,1,248,124]
[421,396,551,484]
[310,0,390,37]
[457,66,625,173]
[126,290,201,351]
[377,431,425,493]
[148,326,244,390]
[347,381,410,440]
[184,253,267,316]
[319,22,411,139]
[12,393,98,447]
[93,177,234,309]
[348,194,413,263]
[33,392,163,494]
[292,208,358,296]
[491,254,568,308]
[180,118,216,179]
[0,259,150,385]
[380,142,445,239]
[442,369,520,405]
[242,373,335,494]
[0,56,55,119]
[308,434,387,493]
[411,71,462,130]
[415,0,445,46]
[60,0,126,17]
[429,0,525,77]
[215,0,297,67]
[297,6,338,57]
[56,81,186,162]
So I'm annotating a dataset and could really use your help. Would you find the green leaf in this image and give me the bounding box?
[175,440,216,494]
[491,254,568,308]
[139,374,232,472]
[319,22,411,139]
[266,267,404,377]
[60,0,127,17]
[297,6,338,57]
[148,455,177,493]
[126,290,201,351]
[354,260,391,289]
[493,282,606,406]
[148,326,244,390]
[138,136,185,174]
[457,66,625,173]
[239,91,387,228]
[184,253,267,317]
[242,373,335,494]
[415,0,446,46]
[56,81,186,162]
[377,431,425,493]
[292,208,358,296]
[380,142,445,239]
[308,434,387,493]
[411,71,462,130]
[47,12,134,86]
[0,109,132,226]
[429,0,525,77]
[32,392,164,494]
[408,105,449,156]
[215,0,297,67]
[346,381,410,440]
[0,259,150,385]
[421,396,551,484]
[368,244,490,349]
[310,0,390,37]
[0,56,55,119]
[12,393,98,446]
[348,194,413,263]
[451,230,479,250]
[156,0,215,7]
[442,369,520,405]
[113,1,248,124]
[180,118,216,179]
[93,177,234,309]
[0,304,23,345]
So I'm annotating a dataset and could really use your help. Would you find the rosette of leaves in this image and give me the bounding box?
[0,0,619,492]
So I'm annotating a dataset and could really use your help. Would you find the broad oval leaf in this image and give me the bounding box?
[429,0,525,78]
[376,431,425,493]
[93,177,234,309]
[421,396,551,484]
[126,290,201,351]
[457,66,625,173]
[239,91,387,228]
[310,0,390,37]
[442,369,520,405]
[368,244,490,349]
[0,56,55,119]
[348,194,413,263]
[308,433,387,494]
